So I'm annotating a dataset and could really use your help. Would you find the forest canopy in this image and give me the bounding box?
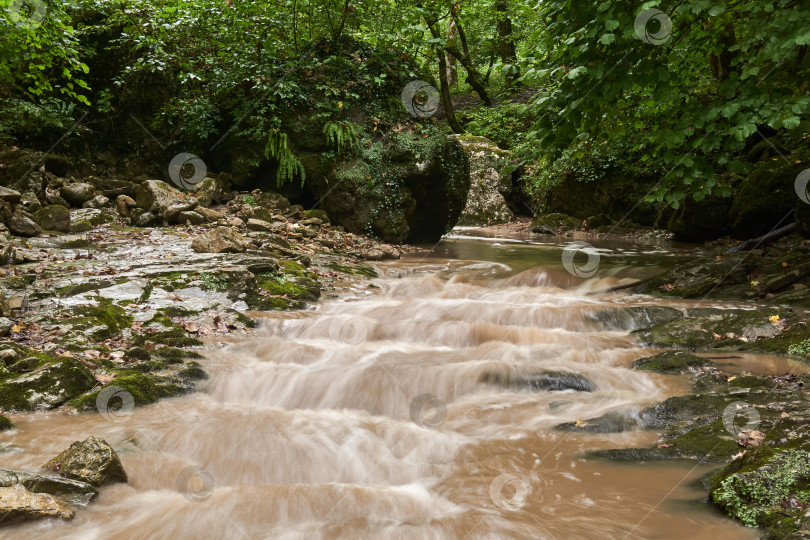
[1,0,809,209]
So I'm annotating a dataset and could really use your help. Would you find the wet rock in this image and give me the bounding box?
[135,180,186,215]
[44,436,128,488]
[0,468,97,505]
[60,183,96,207]
[191,226,248,253]
[632,308,810,354]
[246,218,274,232]
[177,210,205,225]
[711,447,810,534]
[0,415,12,431]
[32,205,71,233]
[83,194,110,209]
[0,186,22,204]
[591,306,684,331]
[0,359,96,411]
[452,136,515,226]
[480,370,595,392]
[115,195,137,217]
[556,411,642,433]
[632,351,712,374]
[0,484,75,523]
[195,207,224,222]
[8,210,41,237]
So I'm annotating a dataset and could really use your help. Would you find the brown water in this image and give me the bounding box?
[3,233,803,539]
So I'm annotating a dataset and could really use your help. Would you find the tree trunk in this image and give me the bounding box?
[496,0,519,89]
[449,7,492,105]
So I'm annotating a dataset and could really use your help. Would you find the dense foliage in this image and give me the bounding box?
[1,0,808,207]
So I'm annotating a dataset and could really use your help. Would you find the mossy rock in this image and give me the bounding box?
[177,362,208,381]
[480,370,595,392]
[153,347,203,361]
[0,359,96,411]
[529,213,582,235]
[32,205,71,233]
[72,304,134,340]
[632,351,712,374]
[0,415,13,431]
[132,328,204,348]
[325,262,378,278]
[730,154,809,239]
[70,371,187,411]
[711,447,810,536]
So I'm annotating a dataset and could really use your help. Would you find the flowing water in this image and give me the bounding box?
[3,231,805,539]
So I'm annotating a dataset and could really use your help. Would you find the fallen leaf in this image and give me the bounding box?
[657,443,675,448]
[575,420,588,427]
[738,429,766,448]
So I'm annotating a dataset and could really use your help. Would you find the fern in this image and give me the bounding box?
[323,121,360,155]
[265,130,306,187]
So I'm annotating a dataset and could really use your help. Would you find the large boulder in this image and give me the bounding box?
[191,226,248,253]
[0,359,96,411]
[302,132,470,243]
[44,436,128,488]
[451,136,514,226]
[0,484,75,523]
[32,205,71,233]
[59,183,96,207]
[729,153,807,239]
[7,210,41,237]
[134,180,188,215]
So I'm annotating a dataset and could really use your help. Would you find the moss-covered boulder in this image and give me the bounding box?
[729,154,808,239]
[711,447,810,537]
[32,205,71,233]
[44,436,128,487]
[0,359,96,411]
[302,130,470,243]
[452,135,514,226]
[529,213,582,235]
[0,415,13,431]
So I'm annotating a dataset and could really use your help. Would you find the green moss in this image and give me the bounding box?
[0,415,13,431]
[153,347,203,361]
[235,312,258,328]
[0,359,96,411]
[72,303,133,340]
[61,238,91,248]
[132,327,203,348]
[2,275,36,289]
[70,370,187,411]
[325,262,378,278]
[278,259,308,277]
[177,362,208,381]
[712,449,810,530]
[632,351,710,373]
